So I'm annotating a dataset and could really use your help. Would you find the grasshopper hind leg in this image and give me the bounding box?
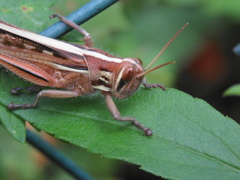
[50,14,93,48]
[8,89,80,110]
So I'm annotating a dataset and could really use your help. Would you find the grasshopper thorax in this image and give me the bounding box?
[113,58,144,99]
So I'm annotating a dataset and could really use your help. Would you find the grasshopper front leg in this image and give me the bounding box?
[142,77,166,90]
[8,90,80,110]
[104,92,152,136]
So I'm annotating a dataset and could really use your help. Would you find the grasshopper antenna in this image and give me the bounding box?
[137,23,188,78]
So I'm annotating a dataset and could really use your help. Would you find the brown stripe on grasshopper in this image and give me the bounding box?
[0,53,52,86]
[1,14,188,136]
[0,29,65,59]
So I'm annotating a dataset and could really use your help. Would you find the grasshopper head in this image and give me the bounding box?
[113,23,189,99]
[113,57,174,99]
[113,58,144,99]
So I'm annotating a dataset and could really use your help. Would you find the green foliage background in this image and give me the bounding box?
[1,0,240,179]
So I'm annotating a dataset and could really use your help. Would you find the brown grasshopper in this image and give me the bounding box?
[0,14,188,135]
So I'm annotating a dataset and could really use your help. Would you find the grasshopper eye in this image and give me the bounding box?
[135,58,142,65]
[116,67,134,92]
[122,67,134,82]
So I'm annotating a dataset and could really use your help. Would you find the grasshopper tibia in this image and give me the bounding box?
[104,92,153,136]
[8,102,36,110]
[10,86,42,95]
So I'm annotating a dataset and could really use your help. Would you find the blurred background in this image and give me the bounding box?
[1,0,240,179]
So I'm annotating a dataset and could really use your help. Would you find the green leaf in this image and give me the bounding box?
[1,71,240,179]
[0,0,56,32]
[0,103,26,143]
[1,1,240,179]
[0,0,55,142]
[224,84,240,97]
[0,70,26,143]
